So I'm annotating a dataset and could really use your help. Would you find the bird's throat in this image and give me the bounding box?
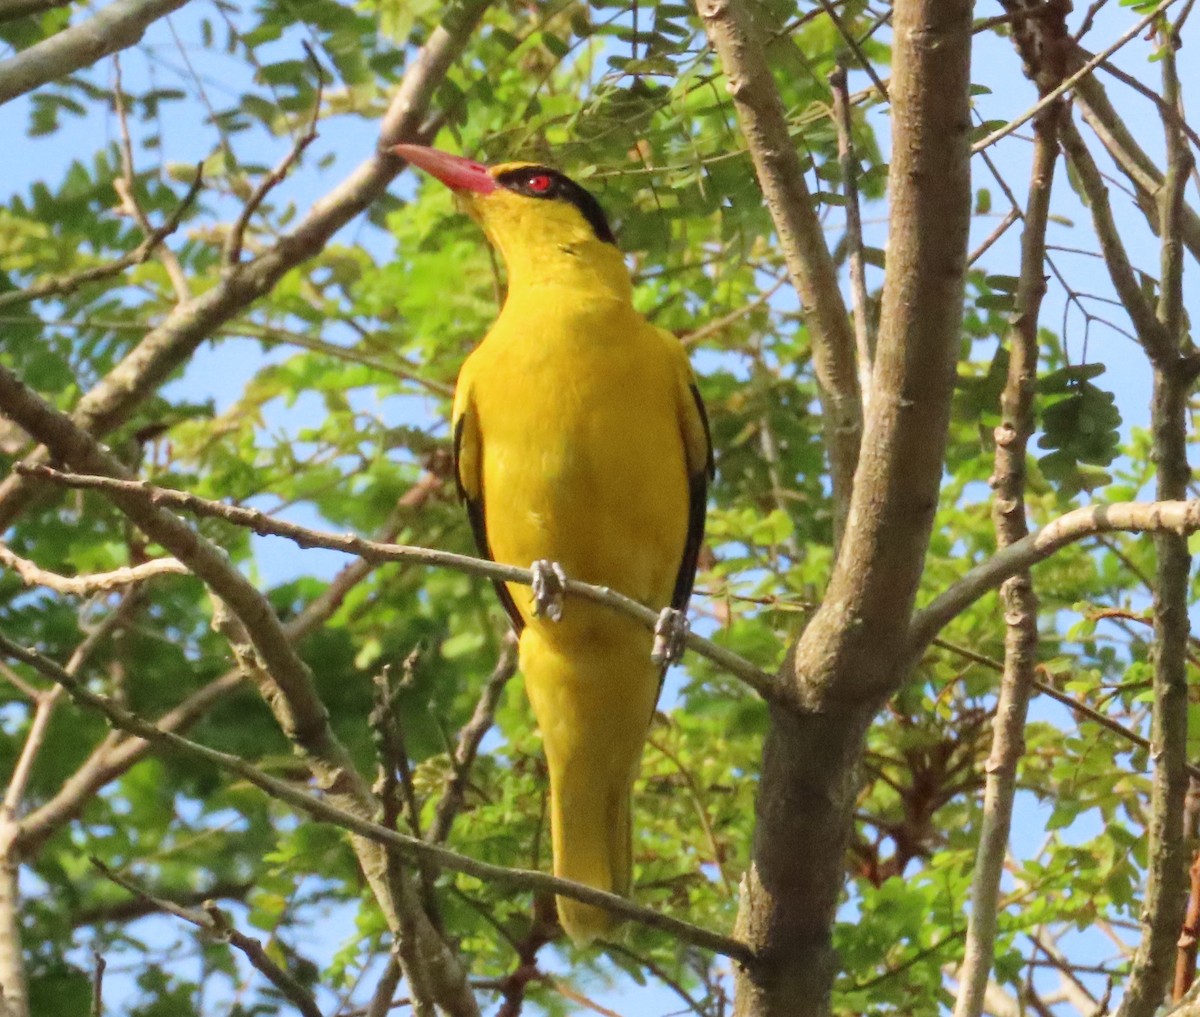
[497,238,633,304]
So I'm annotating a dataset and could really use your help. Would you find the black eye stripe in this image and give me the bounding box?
[494,165,617,246]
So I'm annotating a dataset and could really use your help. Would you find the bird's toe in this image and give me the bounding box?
[651,607,689,666]
[531,559,568,622]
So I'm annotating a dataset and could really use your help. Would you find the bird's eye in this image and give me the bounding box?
[527,173,553,193]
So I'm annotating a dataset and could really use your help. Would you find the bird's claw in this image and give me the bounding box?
[531,560,568,622]
[651,608,689,666]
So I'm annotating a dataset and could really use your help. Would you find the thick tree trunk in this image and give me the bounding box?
[733,1,973,1013]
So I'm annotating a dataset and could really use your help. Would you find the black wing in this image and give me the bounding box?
[669,383,714,613]
[454,416,525,635]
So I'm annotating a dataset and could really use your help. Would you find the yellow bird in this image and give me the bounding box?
[393,144,712,942]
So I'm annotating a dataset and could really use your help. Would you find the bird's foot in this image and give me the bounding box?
[651,608,689,666]
[530,560,568,622]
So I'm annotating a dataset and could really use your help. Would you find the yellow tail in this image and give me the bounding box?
[550,755,633,941]
[518,622,659,944]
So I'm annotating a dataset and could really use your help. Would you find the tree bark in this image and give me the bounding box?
[733,1,973,1013]
[0,0,191,106]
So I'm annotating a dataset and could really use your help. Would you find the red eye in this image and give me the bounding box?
[528,173,552,193]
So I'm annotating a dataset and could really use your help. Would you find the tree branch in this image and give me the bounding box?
[13,465,781,701]
[1072,53,1200,264]
[953,68,1065,1017]
[0,544,186,594]
[90,861,323,1017]
[1059,116,1175,365]
[0,633,757,969]
[0,0,191,106]
[223,42,325,266]
[694,0,863,538]
[910,499,1200,655]
[428,634,519,845]
[12,470,445,860]
[1115,30,1194,1017]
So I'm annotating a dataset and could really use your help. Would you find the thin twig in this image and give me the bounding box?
[428,634,519,845]
[90,860,324,1017]
[111,53,192,302]
[971,0,1183,155]
[224,42,326,265]
[815,0,889,99]
[0,544,187,595]
[89,952,105,1017]
[0,166,203,311]
[830,62,876,410]
[679,273,786,348]
[968,209,1021,266]
[371,657,441,929]
[1059,117,1175,364]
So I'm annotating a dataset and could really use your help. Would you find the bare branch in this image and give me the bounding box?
[14,465,781,701]
[1058,117,1175,365]
[694,0,863,537]
[0,634,758,968]
[830,62,876,410]
[428,634,519,845]
[0,0,192,106]
[1116,30,1195,1017]
[953,76,1065,1017]
[0,544,186,594]
[968,209,1021,266]
[910,499,1200,654]
[91,861,323,1017]
[224,43,326,266]
[971,0,1183,154]
[1072,57,1200,264]
[72,880,253,928]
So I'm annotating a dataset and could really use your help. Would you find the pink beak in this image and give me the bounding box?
[392,144,497,195]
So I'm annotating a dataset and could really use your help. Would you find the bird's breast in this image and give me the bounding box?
[470,310,690,617]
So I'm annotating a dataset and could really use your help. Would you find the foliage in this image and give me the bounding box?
[0,1,1194,1015]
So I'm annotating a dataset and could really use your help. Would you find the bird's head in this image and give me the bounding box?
[392,144,624,290]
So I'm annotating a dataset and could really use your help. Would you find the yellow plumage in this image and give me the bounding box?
[400,147,711,942]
